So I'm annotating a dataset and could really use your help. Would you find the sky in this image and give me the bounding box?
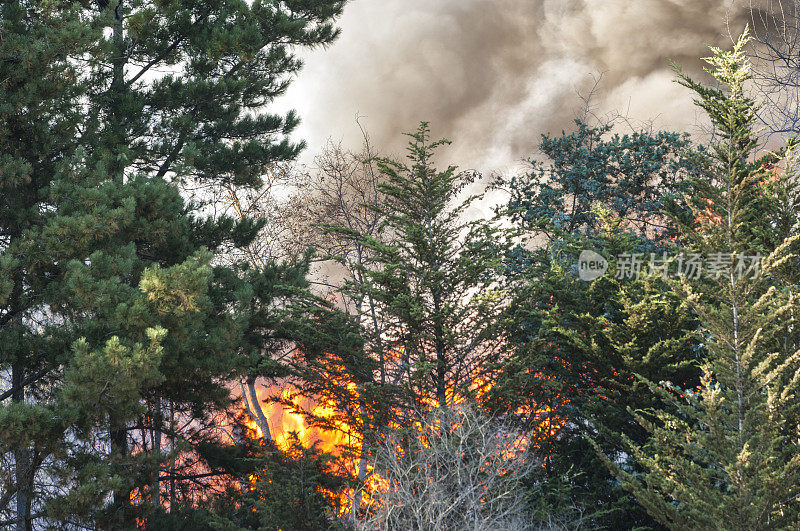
[274,0,759,174]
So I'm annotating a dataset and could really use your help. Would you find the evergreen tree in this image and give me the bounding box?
[285,124,510,522]
[489,118,702,527]
[0,2,98,528]
[499,118,693,243]
[598,31,800,529]
[193,436,346,531]
[0,0,346,527]
[325,122,507,412]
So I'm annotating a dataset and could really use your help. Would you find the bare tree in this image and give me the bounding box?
[182,155,331,447]
[284,121,389,307]
[749,1,800,137]
[184,161,299,266]
[357,406,551,531]
[188,121,394,520]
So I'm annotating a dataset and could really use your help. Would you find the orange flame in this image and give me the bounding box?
[236,361,566,519]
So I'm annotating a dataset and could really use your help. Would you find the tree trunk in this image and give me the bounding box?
[242,379,273,441]
[432,291,447,408]
[108,1,132,522]
[110,421,131,522]
[169,401,175,512]
[350,399,371,520]
[12,363,32,531]
[152,399,162,508]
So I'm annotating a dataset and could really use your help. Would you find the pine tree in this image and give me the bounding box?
[0,0,346,527]
[190,435,347,531]
[0,3,98,528]
[288,124,510,522]
[598,30,800,529]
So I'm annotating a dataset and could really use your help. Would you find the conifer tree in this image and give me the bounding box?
[300,125,509,517]
[0,0,346,527]
[325,123,507,412]
[599,31,800,529]
[489,116,701,526]
[0,3,98,528]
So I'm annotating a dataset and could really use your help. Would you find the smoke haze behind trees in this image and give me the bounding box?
[276,0,764,172]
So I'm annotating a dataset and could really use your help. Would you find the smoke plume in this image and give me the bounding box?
[277,0,761,171]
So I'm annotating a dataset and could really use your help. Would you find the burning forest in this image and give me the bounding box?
[5,0,800,529]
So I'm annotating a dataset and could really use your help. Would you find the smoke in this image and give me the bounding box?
[276,0,760,171]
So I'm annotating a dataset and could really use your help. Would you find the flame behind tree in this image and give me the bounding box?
[358,405,539,531]
[232,123,516,521]
[488,99,705,526]
[220,119,705,526]
[277,128,394,518]
[191,129,387,519]
[306,122,514,521]
[221,123,517,522]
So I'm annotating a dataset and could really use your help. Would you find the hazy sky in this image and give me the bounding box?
[275,0,755,173]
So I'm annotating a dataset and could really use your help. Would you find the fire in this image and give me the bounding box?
[238,378,371,515]
[240,384,346,451]
[241,413,263,440]
[235,363,566,520]
[695,198,723,228]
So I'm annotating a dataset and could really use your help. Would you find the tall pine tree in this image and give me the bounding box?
[0,0,346,527]
[0,2,98,528]
[325,122,507,412]
[288,123,510,520]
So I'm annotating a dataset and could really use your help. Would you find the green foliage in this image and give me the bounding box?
[500,119,693,242]
[0,1,101,527]
[240,438,346,531]
[63,329,166,428]
[8,1,800,528]
[0,0,345,527]
[489,115,702,528]
[597,30,800,529]
[282,123,512,523]
[326,122,508,412]
[164,437,345,531]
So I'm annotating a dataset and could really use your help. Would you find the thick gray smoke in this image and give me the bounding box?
[277,0,758,171]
